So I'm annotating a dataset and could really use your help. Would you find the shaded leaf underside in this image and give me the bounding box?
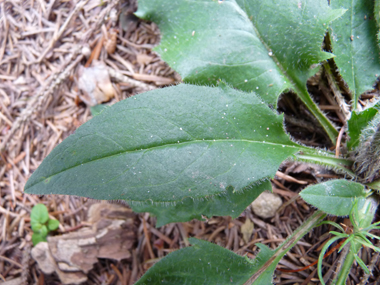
[330,0,380,108]
[25,84,303,224]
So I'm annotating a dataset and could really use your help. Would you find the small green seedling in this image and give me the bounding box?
[316,198,380,285]
[30,204,60,246]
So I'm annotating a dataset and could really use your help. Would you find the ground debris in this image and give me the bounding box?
[31,203,136,284]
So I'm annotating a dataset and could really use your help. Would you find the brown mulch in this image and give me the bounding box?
[0,0,379,284]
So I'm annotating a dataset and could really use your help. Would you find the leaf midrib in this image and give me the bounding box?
[26,138,300,189]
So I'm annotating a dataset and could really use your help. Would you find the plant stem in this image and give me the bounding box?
[335,245,356,285]
[365,179,380,191]
[294,79,339,144]
[244,210,326,284]
[295,151,355,177]
[336,197,379,285]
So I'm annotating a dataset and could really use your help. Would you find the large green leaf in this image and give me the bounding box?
[347,104,379,150]
[330,0,380,108]
[25,84,303,225]
[135,238,274,285]
[376,0,380,47]
[300,179,367,216]
[136,0,345,142]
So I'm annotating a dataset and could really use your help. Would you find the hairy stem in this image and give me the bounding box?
[244,210,326,284]
[294,150,355,177]
[335,246,356,285]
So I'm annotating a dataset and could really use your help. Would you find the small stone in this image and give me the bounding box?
[81,45,91,58]
[251,191,282,219]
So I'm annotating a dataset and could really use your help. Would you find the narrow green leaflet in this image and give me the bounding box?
[300,180,367,216]
[330,0,380,108]
[135,238,273,285]
[347,103,379,150]
[25,84,302,225]
[136,0,344,142]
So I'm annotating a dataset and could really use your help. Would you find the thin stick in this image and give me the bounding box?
[0,53,83,151]
[34,0,90,63]
[142,218,155,260]
[0,0,120,151]
[0,255,23,268]
[335,125,345,157]
[85,36,104,67]
[359,241,380,285]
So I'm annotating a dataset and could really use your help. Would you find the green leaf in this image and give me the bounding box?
[133,180,271,227]
[31,221,43,233]
[32,224,49,237]
[30,204,49,224]
[330,0,380,108]
[354,196,379,229]
[136,0,344,142]
[354,254,370,274]
[365,179,380,191]
[32,233,47,246]
[25,84,302,225]
[90,104,108,117]
[351,104,380,180]
[300,179,367,216]
[135,237,274,285]
[347,104,379,150]
[374,0,380,47]
[47,219,60,231]
[251,244,276,285]
[318,236,341,285]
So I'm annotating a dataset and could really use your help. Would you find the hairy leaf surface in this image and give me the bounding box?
[300,180,366,216]
[134,180,271,227]
[375,0,380,47]
[136,0,345,142]
[330,0,380,108]
[25,84,302,224]
[135,238,274,285]
[348,104,379,150]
